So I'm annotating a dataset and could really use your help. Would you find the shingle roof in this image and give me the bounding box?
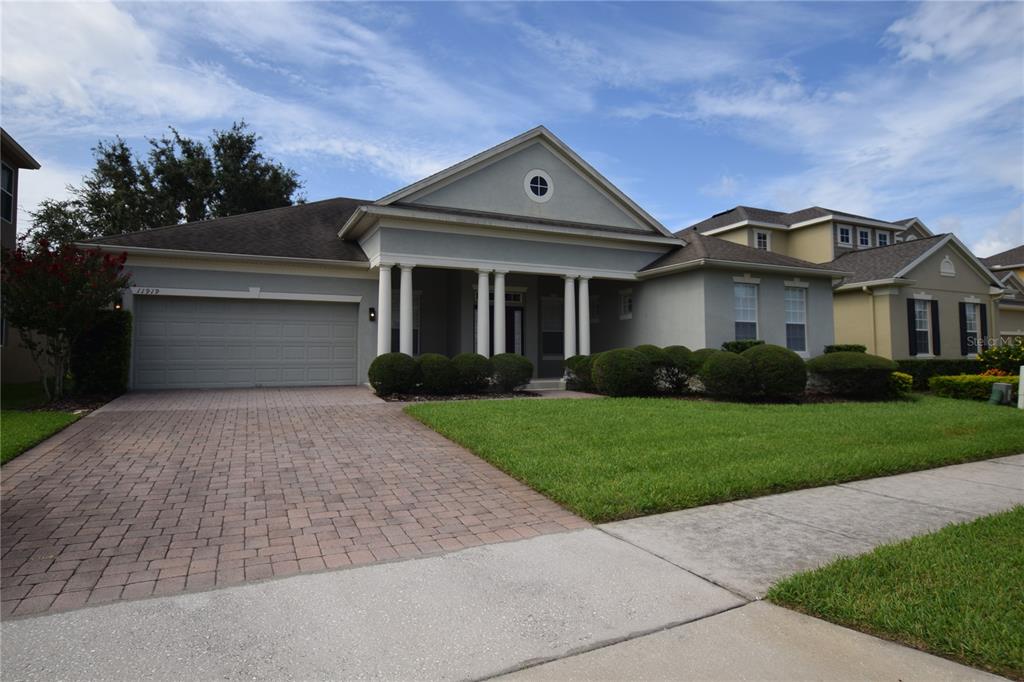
[686,205,904,234]
[983,245,1024,269]
[828,234,947,285]
[641,228,841,274]
[84,197,370,262]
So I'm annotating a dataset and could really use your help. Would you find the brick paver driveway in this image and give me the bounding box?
[1,388,584,617]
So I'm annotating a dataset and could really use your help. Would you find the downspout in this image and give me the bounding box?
[863,285,876,355]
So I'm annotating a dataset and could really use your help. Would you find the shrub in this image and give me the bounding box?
[70,310,132,395]
[492,353,534,392]
[825,344,867,354]
[417,353,458,395]
[592,348,654,396]
[634,344,675,393]
[663,345,694,393]
[978,339,1024,375]
[807,351,899,399]
[929,374,1019,401]
[896,359,983,390]
[889,371,914,399]
[740,344,807,401]
[721,339,764,354]
[702,351,754,401]
[691,348,720,375]
[565,354,594,391]
[452,353,492,393]
[368,352,419,396]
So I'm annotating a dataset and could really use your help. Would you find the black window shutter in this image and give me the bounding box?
[907,299,918,356]
[979,304,988,352]
[959,302,969,356]
[930,300,941,356]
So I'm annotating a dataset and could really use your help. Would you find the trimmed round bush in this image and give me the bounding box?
[663,345,694,393]
[565,354,594,391]
[806,351,898,399]
[492,353,534,392]
[691,348,720,376]
[721,339,764,354]
[452,353,492,393]
[702,351,754,401]
[741,344,807,401]
[634,344,675,394]
[417,353,458,395]
[592,348,654,397]
[368,352,419,396]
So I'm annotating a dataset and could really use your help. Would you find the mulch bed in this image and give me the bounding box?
[33,393,119,413]
[381,391,540,403]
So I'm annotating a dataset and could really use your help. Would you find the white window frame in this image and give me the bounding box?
[913,298,932,357]
[858,228,871,247]
[838,226,852,245]
[784,286,808,355]
[963,302,980,358]
[618,289,633,320]
[876,231,890,247]
[734,283,758,341]
[754,230,769,251]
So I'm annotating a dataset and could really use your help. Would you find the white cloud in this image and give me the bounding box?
[699,174,741,198]
[967,205,1024,258]
[13,159,85,236]
[886,2,1024,63]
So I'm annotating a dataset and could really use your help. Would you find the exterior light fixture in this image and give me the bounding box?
[368,307,376,322]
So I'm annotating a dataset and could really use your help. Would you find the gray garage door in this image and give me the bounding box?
[133,296,358,389]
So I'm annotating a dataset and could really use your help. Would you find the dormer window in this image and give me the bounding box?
[838,226,851,245]
[755,231,769,251]
[524,169,553,203]
[877,232,890,246]
[858,229,870,247]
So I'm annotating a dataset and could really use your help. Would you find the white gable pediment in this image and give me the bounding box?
[377,127,671,236]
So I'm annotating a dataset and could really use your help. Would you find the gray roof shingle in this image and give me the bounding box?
[983,245,1024,269]
[829,234,946,285]
[84,197,370,262]
[642,228,840,274]
[686,205,905,234]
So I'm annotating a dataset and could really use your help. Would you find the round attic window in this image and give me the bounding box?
[524,169,552,203]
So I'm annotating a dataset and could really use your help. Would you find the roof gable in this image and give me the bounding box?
[831,233,1003,288]
[377,126,672,237]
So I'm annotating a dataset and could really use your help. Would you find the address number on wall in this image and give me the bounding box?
[132,287,161,295]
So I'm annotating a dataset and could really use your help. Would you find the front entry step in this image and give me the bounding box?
[525,378,566,391]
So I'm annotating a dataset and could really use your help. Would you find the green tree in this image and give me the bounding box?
[23,122,302,253]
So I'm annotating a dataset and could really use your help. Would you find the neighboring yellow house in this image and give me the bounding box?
[992,271,1024,342]
[687,206,1006,359]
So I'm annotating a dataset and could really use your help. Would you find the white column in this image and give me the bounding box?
[477,270,490,356]
[577,276,591,356]
[399,265,414,355]
[493,271,507,355]
[376,264,392,356]
[563,275,577,359]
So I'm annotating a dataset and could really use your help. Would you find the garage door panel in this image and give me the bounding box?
[133,297,358,389]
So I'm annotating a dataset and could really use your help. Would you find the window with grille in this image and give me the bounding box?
[734,283,758,340]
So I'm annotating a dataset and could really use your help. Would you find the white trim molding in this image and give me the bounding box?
[130,286,361,304]
[784,278,809,288]
[910,292,934,300]
[374,251,638,281]
[733,274,761,284]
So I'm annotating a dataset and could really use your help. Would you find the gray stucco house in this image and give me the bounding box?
[86,127,841,390]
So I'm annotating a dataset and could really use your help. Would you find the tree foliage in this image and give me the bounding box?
[24,122,302,252]
[1,240,131,399]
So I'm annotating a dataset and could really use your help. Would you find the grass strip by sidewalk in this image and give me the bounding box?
[406,396,1024,522]
[768,507,1024,680]
[1,410,80,464]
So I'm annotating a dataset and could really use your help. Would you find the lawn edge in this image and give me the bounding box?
[0,411,81,466]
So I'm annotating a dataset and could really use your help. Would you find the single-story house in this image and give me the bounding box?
[84,126,840,390]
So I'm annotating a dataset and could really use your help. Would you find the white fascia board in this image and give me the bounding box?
[372,251,639,281]
[789,214,907,231]
[834,277,915,292]
[79,243,371,270]
[130,285,361,304]
[990,262,1024,271]
[341,205,683,246]
[893,233,1005,287]
[700,220,786,236]
[638,258,846,280]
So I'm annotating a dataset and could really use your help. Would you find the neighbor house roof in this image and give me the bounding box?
[829,235,946,285]
[639,228,846,278]
[84,197,370,263]
[1,128,41,170]
[687,205,907,235]
[983,245,1024,270]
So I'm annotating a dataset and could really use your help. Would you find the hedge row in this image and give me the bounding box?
[896,359,983,390]
[70,309,133,395]
[928,374,1019,401]
[368,352,533,396]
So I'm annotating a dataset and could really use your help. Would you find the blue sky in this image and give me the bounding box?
[2,1,1022,255]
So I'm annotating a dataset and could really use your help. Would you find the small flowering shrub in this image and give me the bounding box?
[978,340,1024,375]
[1,239,130,399]
[980,368,1011,377]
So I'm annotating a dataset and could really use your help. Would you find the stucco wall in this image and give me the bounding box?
[702,268,834,354]
[408,141,650,231]
[126,263,379,385]
[787,222,835,264]
[996,305,1024,339]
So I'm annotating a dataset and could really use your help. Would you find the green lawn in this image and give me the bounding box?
[1,410,80,464]
[406,396,1024,522]
[768,507,1024,680]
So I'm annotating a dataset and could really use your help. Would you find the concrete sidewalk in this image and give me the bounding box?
[2,455,1020,680]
